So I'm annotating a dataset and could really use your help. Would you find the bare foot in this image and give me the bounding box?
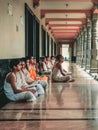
[69,79,75,82]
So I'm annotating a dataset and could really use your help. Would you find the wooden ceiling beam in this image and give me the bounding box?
[52,30,79,32]
[49,24,82,27]
[52,31,79,33]
[40,0,98,3]
[51,28,80,30]
[46,18,86,23]
[41,10,91,18]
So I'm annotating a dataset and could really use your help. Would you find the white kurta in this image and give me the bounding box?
[4,73,36,102]
[52,67,70,82]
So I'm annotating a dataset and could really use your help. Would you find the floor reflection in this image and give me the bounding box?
[1,62,98,130]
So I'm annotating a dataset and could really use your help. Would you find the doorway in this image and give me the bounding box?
[25,4,40,62]
[25,4,34,57]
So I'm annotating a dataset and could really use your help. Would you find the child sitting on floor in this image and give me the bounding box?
[52,55,75,82]
[4,59,37,102]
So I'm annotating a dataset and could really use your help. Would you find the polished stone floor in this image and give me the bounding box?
[1,62,98,130]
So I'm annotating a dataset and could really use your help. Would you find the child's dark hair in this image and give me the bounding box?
[55,54,63,60]
[9,59,21,69]
[26,56,35,60]
[20,57,26,63]
[41,56,46,61]
[51,56,55,59]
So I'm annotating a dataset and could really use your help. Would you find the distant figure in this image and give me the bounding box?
[45,56,52,71]
[40,57,52,74]
[52,55,75,82]
[50,56,55,68]
[64,57,67,61]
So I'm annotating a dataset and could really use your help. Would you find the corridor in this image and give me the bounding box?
[0,62,98,130]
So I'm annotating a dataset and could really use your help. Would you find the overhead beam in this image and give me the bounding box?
[92,0,98,3]
[53,31,79,34]
[46,18,86,23]
[40,0,98,3]
[54,34,77,36]
[55,38,75,41]
[51,28,80,30]
[41,10,91,18]
[54,34,76,37]
[53,32,78,34]
[51,26,82,29]
[49,24,82,27]
[54,37,76,40]
[55,38,74,40]
[54,36,77,39]
[51,29,82,33]
[52,30,79,32]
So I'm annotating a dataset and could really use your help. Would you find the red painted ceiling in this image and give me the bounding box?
[33,0,98,43]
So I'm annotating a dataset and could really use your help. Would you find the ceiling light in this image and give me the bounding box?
[65,14,68,18]
[65,3,68,8]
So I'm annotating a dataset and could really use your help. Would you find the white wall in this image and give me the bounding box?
[0,0,55,59]
[0,0,27,58]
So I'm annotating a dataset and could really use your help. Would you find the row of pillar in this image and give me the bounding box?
[76,13,98,73]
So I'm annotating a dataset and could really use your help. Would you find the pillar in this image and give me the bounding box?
[82,25,87,69]
[90,13,98,73]
[86,18,92,71]
[76,34,81,65]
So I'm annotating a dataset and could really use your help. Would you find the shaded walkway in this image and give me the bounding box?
[0,62,98,130]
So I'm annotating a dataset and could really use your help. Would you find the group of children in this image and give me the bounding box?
[4,55,74,102]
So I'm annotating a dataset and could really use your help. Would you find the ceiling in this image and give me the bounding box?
[33,0,98,44]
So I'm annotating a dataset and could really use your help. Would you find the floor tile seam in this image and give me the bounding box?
[0,118,97,121]
[0,108,97,110]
